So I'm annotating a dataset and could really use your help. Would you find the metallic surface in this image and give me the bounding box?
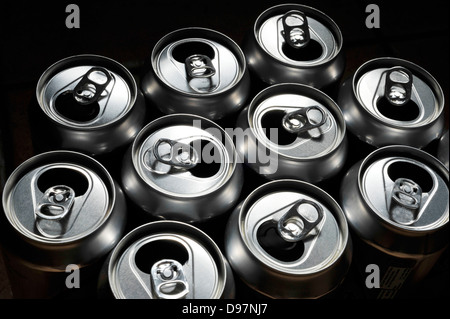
[243,4,345,88]
[35,54,146,156]
[437,130,449,169]
[338,57,445,148]
[102,221,234,299]
[225,179,352,299]
[340,146,448,287]
[141,28,250,120]
[1,151,127,298]
[121,114,243,223]
[235,83,347,182]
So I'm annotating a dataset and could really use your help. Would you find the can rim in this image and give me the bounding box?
[108,220,229,299]
[36,54,138,131]
[252,3,343,68]
[1,150,117,244]
[151,27,248,97]
[246,83,347,160]
[351,57,445,129]
[237,179,350,275]
[357,145,449,233]
[131,113,239,198]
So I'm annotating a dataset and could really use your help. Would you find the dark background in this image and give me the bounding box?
[0,0,448,303]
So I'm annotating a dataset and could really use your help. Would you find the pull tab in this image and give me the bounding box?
[153,138,199,169]
[277,199,324,242]
[73,67,112,105]
[151,259,189,299]
[389,178,422,225]
[185,54,216,79]
[282,106,327,134]
[281,10,310,49]
[384,67,413,106]
[35,185,75,220]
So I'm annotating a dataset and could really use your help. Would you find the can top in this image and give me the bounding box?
[36,54,137,129]
[248,84,345,159]
[238,180,348,274]
[2,151,114,243]
[152,28,246,95]
[254,4,342,68]
[359,146,449,231]
[132,114,237,197]
[108,221,228,299]
[353,57,444,128]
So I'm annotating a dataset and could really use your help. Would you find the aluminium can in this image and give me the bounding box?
[0,151,127,298]
[337,57,445,148]
[97,220,235,299]
[437,130,449,169]
[224,179,352,299]
[340,145,448,299]
[141,27,250,120]
[33,54,146,156]
[235,83,347,182]
[242,4,345,89]
[121,114,243,223]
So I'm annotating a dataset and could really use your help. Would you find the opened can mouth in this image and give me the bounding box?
[151,28,247,96]
[352,57,444,127]
[253,4,343,67]
[225,179,351,299]
[36,54,138,129]
[358,146,449,231]
[108,221,232,299]
[2,151,116,243]
[132,114,238,198]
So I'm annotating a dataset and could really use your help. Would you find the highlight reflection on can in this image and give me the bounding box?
[141,28,250,120]
[235,83,347,182]
[98,221,235,299]
[338,57,445,149]
[121,114,243,223]
[33,54,147,156]
[1,151,127,298]
[243,4,345,89]
[224,179,352,299]
[340,146,448,298]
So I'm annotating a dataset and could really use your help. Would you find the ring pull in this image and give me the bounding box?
[389,178,422,225]
[152,138,199,170]
[151,260,189,299]
[384,67,413,106]
[185,54,216,79]
[73,67,112,105]
[282,106,327,134]
[277,199,324,242]
[281,10,310,49]
[35,185,75,221]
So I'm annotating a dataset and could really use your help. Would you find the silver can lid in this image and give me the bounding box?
[354,57,444,128]
[152,28,246,95]
[254,4,342,68]
[360,147,448,230]
[133,114,237,198]
[2,151,114,243]
[248,84,345,160]
[239,180,348,275]
[36,54,137,129]
[108,221,229,299]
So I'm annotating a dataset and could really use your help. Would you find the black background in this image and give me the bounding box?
[0,0,448,309]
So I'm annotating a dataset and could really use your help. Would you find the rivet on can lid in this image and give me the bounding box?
[150,259,189,299]
[277,199,324,242]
